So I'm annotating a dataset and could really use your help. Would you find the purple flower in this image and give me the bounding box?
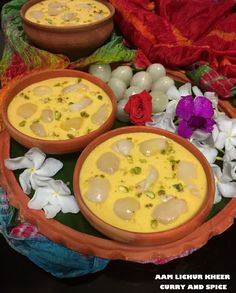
[176,95,215,139]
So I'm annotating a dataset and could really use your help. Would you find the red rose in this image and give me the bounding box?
[124,90,152,125]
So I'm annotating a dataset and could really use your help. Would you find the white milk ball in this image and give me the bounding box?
[150,90,169,113]
[130,71,152,91]
[88,64,111,82]
[151,76,174,92]
[111,66,133,86]
[123,86,143,100]
[108,77,127,101]
[147,63,166,81]
[117,98,130,122]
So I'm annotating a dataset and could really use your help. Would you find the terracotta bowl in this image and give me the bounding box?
[20,0,115,59]
[1,69,117,154]
[73,126,215,246]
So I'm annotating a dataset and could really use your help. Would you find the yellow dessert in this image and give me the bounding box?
[25,0,110,26]
[8,77,112,140]
[79,132,207,233]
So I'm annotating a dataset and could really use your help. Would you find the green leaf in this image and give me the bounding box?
[71,33,136,69]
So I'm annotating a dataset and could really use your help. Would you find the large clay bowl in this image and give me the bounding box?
[1,69,117,154]
[73,126,215,246]
[20,0,115,59]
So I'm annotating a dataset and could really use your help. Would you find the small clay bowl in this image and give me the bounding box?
[1,69,117,154]
[73,126,215,246]
[20,0,115,59]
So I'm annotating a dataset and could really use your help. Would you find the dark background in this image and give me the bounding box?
[0,1,236,292]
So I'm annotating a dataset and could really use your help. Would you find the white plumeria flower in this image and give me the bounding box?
[166,82,192,101]
[4,148,63,194]
[28,179,80,219]
[167,83,218,109]
[221,161,236,181]
[192,140,217,164]
[212,114,236,159]
[211,164,236,204]
[146,100,177,132]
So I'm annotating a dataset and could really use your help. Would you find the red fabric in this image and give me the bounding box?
[110,0,236,78]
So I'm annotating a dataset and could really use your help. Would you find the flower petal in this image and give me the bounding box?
[19,169,32,194]
[166,85,180,101]
[191,130,211,141]
[192,141,217,164]
[223,147,236,161]
[27,187,53,209]
[4,156,33,170]
[192,86,203,97]
[217,115,232,134]
[48,180,71,196]
[218,182,236,198]
[177,120,193,138]
[25,148,46,169]
[194,96,214,118]
[212,128,227,149]
[176,96,194,120]
[146,112,176,133]
[43,203,61,219]
[204,118,215,132]
[211,164,222,180]
[166,100,177,115]
[204,92,218,108]
[36,158,63,177]
[57,195,80,214]
[214,186,222,204]
[222,161,236,181]
[30,174,53,190]
[179,83,193,97]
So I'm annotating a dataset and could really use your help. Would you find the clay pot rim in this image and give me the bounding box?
[73,126,215,244]
[1,69,235,261]
[20,0,115,32]
[1,69,117,150]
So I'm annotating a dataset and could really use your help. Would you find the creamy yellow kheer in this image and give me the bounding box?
[79,132,208,233]
[8,77,112,140]
[25,0,110,26]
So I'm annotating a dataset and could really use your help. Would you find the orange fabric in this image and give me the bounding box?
[110,0,236,78]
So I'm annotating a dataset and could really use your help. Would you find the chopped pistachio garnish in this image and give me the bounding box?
[170,159,180,171]
[126,155,133,163]
[144,191,155,199]
[161,143,174,155]
[145,203,153,208]
[97,95,103,100]
[136,192,142,198]
[52,132,60,137]
[43,97,51,103]
[80,111,89,118]
[67,133,75,139]
[130,166,142,175]
[118,185,129,193]
[19,120,26,127]
[173,183,184,192]
[55,111,62,120]
[77,78,82,83]
[54,83,62,87]
[57,97,64,103]
[100,174,105,178]
[139,158,147,163]
[158,189,166,196]
[87,128,92,133]
[23,94,30,100]
[151,219,158,229]
[126,137,132,141]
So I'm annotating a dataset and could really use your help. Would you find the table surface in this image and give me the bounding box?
[0,1,236,292]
